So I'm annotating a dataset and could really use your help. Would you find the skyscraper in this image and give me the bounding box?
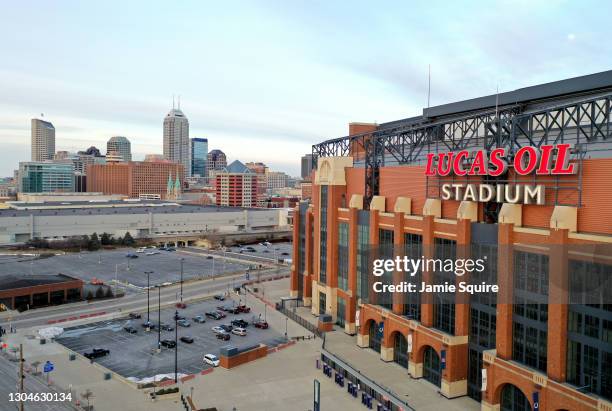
[106,136,132,161]
[207,149,227,183]
[301,154,313,179]
[163,104,190,176]
[31,118,55,161]
[190,138,208,177]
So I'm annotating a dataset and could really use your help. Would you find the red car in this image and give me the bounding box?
[254,320,269,329]
[236,305,251,313]
[176,302,187,309]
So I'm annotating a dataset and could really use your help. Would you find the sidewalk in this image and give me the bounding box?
[324,331,480,411]
[3,330,180,411]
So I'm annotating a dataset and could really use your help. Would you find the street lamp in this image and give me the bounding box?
[157,285,161,350]
[174,310,179,383]
[144,271,153,323]
[180,258,184,303]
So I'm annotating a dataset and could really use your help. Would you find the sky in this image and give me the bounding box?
[1,0,611,177]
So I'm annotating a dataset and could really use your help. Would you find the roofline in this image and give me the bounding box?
[423,69,612,118]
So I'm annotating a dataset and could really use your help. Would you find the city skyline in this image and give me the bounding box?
[2,2,612,176]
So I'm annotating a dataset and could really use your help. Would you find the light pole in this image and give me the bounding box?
[174,310,179,383]
[285,317,288,338]
[145,271,153,323]
[157,285,161,350]
[180,258,184,302]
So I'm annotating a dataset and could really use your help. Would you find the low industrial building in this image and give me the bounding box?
[0,274,83,310]
[0,199,289,245]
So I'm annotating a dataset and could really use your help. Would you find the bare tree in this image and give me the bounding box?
[81,389,94,410]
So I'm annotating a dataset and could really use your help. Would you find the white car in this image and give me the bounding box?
[146,250,160,256]
[136,247,146,253]
[211,326,225,334]
[232,327,247,336]
[203,354,220,367]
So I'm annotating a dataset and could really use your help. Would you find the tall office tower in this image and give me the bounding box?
[207,149,227,183]
[106,136,132,161]
[163,104,190,176]
[31,118,55,161]
[301,154,313,179]
[191,138,208,177]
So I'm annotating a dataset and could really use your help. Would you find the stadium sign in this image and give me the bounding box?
[425,144,577,205]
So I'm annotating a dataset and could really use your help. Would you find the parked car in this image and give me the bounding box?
[166,248,176,252]
[161,339,176,348]
[231,319,249,328]
[84,348,110,359]
[205,311,222,320]
[203,354,220,367]
[232,327,247,336]
[177,319,191,327]
[126,253,138,259]
[214,294,225,301]
[220,324,233,333]
[123,326,137,334]
[180,336,194,344]
[226,307,241,314]
[281,252,290,256]
[211,326,225,334]
[160,323,174,331]
[128,312,142,319]
[215,310,227,318]
[216,331,231,341]
[192,315,206,324]
[137,247,146,253]
[206,255,214,260]
[146,250,160,256]
[253,320,269,329]
[175,314,186,320]
[236,305,251,313]
[142,321,156,329]
[176,302,187,309]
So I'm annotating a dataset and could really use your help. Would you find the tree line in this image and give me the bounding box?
[25,232,135,250]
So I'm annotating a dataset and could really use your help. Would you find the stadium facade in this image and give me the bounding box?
[290,71,612,410]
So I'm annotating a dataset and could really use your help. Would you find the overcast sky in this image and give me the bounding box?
[1,0,611,176]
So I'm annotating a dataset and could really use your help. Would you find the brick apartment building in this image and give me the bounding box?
[215,160,258,207]
[290,71,612,410]
[87,160,185,199]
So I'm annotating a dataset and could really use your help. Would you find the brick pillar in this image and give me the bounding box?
[496,223,514,360]
[392,212,405,315]
[311,184,321,316]
[346,207,359,334]
[325,186,344,320]
[547,228,569,382]
[454,218,471,336]
[420,215,435,327]
[290,206,300,298]
[368,209,380,306]
[303,210,313,306]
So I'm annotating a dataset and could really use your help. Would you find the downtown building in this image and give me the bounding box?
[31,118,55,161]
[290,71,612,411]
[191,137,208,178]
[163,107,190,176]
[87,160,185,200]
[215,160,258,207]
[106,136,132,161]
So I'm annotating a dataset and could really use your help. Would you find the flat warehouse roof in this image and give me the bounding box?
[0,274,80,291]
[0,204,276,217]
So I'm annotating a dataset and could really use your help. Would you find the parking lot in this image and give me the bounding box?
[55,297,285,381]
[0,248,253,290]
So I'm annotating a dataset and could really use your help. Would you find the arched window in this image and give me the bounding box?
[393,332,408,368]
[423,346,441,387]
[368,321,382,353]
[500,384,530,411]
